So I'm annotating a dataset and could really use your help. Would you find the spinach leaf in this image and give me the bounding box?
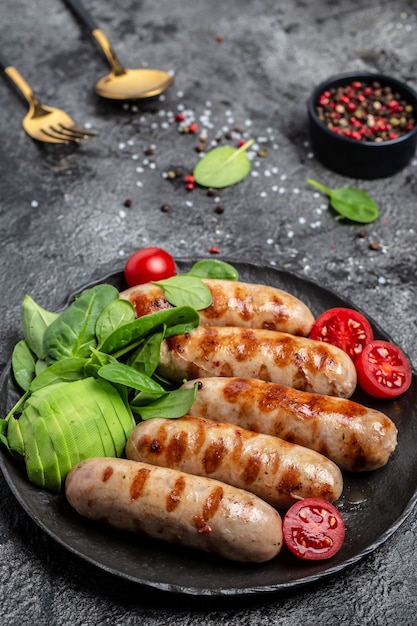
[43,284,119,364]
[127,329,164,378]
[100,305,200,355]
[98,362,166,396]
[307,178,380,223]
[29,357,88,392]
[131,384,198,420]
[22,295,59,360]
[12,340,37,392]
[153,275,212,309]
[96,298,136,347]
[187,259,239,280]
[193,140,254,188]
[84,348,118,378]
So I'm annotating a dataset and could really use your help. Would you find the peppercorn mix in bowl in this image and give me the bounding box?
[308,71,417,179]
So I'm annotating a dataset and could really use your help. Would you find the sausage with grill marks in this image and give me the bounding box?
[157,326,357,398]
[65,457,283,563]
[180,377,398,472]
[119,278,315,336]
[126,416,344,508]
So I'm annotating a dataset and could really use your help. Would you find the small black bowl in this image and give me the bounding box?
[308,71,417,179]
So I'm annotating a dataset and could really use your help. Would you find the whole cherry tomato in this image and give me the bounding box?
[310,307,374,361]
[124,247,177,287]
[356,339,412,399]
[282,498,345,561]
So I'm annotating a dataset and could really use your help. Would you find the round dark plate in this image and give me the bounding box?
[1,260,416,598]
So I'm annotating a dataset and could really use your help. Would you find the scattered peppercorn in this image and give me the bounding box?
[207,188,218,197]
[160,203,171,212]
[184,173,195,191]
[214,204,225,214]
[208,246,220,254]
[123,198,132,208]
[144,146,155,156]
[369,240,380,250]
[357,229,367,238]
[316,80,415,142]
[195,142,206,153]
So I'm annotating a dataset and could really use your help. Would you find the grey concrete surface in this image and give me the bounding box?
[0,0,417,624]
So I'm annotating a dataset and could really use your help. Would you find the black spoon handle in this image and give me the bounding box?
[0,50,13,73]
[62,0,99,33]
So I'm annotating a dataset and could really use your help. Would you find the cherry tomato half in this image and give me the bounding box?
[124,247,177,287]
[310,307,374,361]
[282,498,345,561]
[356,339,412,399]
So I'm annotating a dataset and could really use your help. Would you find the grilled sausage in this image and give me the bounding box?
[126,416,343,508]
[120,278,315,336]
[181,377,398,472]
[65,457,283,563]
[157,326,357,398]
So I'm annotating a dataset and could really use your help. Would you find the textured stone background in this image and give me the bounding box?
[0,0,416,624]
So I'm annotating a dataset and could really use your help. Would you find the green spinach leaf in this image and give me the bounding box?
[22,295,59,360]
[131,384,198,420]
[43,284,119,364]
[29,357,88,392]
[127,329,164,378]
[100,305,200,355]
[96,298,136,347]
[186,259,239,280]
[153,275,212,309]
[98,362,166,396]
[307,178,379,223]
[12,340,37,392]
[193,140,254,188]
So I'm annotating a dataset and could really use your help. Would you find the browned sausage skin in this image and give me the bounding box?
[181,377,398,472]
[119,279,315,336]
[157,326,357,398]
[126,416,343,508]
[65,457,283,563]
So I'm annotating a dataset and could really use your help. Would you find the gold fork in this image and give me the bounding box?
[0,51,97,144]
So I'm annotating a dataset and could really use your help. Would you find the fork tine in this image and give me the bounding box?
[48,123,97,141]
[41,127,77,143]
[64,124,98,138]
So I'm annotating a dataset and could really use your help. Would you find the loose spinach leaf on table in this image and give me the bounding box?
[193,140,254,188]
[307,178,380,224]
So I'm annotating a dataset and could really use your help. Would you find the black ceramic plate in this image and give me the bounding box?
[1,260,416,598]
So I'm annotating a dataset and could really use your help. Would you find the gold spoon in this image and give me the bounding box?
[63,0,174,100]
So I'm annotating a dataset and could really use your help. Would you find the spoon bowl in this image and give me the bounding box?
[64,0,174,101]
[95,68,174,100]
